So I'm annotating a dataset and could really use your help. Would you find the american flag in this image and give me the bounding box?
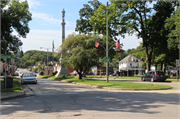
[95,41,100,48]
[115,40,120,51]
[51,61,53,65]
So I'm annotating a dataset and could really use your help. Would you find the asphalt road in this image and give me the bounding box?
[1,77,180,119]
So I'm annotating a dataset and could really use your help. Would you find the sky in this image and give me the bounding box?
[14,0,150,53]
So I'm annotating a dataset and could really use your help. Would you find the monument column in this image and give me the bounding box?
[55,9,70,77]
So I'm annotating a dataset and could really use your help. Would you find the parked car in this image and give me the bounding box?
[70,71,78,76]
[85,71,94,75]
[39,72,44,75]
[13,72,19,76]
[170,74,176,77]
[33,73,38,77]
[95,71,106,75]
[141,71,166,82]
[21,72,37,84]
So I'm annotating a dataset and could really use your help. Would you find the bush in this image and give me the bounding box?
[49,72,53,76]
[53,71,58,76]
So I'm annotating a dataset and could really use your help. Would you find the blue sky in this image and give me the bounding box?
[16,0,153,53]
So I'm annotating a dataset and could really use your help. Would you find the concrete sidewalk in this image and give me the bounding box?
[1,92,25,101]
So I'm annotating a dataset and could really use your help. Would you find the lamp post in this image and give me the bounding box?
[40,47,51,75]
[88,1,126,83]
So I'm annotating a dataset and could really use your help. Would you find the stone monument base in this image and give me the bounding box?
[55,65,70,77]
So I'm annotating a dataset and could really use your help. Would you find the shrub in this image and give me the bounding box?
[49,72,53,76]
[53,71,58,76]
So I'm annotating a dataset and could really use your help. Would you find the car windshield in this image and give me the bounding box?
[156,71,165,75]
[23,73,34,77]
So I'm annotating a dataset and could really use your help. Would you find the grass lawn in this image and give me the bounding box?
[86,75,180,82]
[1,76,23,92]
[40,75,172,89]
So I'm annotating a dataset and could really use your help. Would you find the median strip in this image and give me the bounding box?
[40,76,173,91]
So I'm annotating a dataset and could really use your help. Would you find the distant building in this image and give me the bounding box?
[119,54,145,76]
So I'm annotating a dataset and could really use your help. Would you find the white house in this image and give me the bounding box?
[119,54,145,76]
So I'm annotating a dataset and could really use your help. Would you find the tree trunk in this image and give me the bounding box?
[155,63,157,71]
[162,54,168,73]
[145,46,151,72]
[160,62,163,71]
[79,73,82,79]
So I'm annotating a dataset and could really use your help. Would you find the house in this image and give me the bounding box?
[119,54,145,76]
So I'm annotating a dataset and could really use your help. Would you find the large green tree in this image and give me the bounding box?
[1,0,32,54]
[61,33,103,79]
[148,1,178,72]
[165,6,179,49]
[75,0,101,34]
[109,0,155,72]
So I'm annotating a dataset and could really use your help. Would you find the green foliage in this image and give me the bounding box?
[61,33,102,79]
[53,71,58,76]
[1,0,32,54]
[1,77,23,92]
[33,67,38,73]
[165,6,179,49]
[75,0,101,34]
[16,50,59,68]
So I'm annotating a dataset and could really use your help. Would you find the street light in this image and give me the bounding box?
[40,47,51,75]
[88,1,126,83]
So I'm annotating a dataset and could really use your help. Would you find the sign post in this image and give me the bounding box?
[176,59,179,81]
[1,55,14,90]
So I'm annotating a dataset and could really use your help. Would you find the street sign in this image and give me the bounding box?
[105,57,110,62]
[1,55,14,59]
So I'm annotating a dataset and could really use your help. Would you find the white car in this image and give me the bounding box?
[21,72,37,84]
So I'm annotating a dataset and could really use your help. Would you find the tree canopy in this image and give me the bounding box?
[1,0,32,54]
[61,33,105,79]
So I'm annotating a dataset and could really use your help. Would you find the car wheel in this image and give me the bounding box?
[151,77,154,82]
[142,77,145,81]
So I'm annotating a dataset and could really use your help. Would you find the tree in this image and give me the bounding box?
[108,0,155,72]
[75,0,101,34]
[1,0,32,54]
[148,1,178,72]
[165,6,179,50]
[61,33,102,79]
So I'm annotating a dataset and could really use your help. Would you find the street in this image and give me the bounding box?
[1,77,180,119]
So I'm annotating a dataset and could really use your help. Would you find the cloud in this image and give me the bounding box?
[121,34,142,50]
[31,11,61,25]
[13,29,141,53]
[31,11,75,27]
[27,0,41,9]
[12,29,78,53]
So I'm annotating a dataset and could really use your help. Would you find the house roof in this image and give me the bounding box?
[119,54,140,63]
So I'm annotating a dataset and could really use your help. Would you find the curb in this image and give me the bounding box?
[47,78,173,91]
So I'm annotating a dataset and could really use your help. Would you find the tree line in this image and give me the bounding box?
[72,0,179,74]
[14,50,59,68]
